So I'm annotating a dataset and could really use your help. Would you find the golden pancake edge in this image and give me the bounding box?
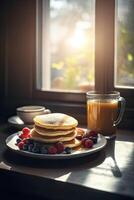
[33,113,78,130]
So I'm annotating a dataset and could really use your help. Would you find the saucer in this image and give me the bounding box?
[8,116,34,129]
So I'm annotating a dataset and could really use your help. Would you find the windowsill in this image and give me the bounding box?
[0,123,134,200]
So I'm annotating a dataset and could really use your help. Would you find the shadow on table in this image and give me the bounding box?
[105,138,122,177]
[2,138,122,179]
[3,147,105,170]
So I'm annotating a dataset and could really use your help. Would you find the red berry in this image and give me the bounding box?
[22,138,27,144]
[48,146,57,154]
[84,139,93,148]
[27,133,31,138]
[17,141,24,150]
[81,137,88,146]
[89,130,98,137]
[19,127,31,139]
[55,142,64,154]
[22,127,30,135]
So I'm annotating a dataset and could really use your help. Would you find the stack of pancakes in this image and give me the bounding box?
[30,113,81,148]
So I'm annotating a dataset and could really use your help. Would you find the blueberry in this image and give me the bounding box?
[90,136,98,144]
[23,144,28,151]
[28,144,34,152]
[64,147,72,154]
[41,146,48,154]
[32,146,40,153]
[33,142,41,149]
[16,138,22,144]
[25,139,32,145]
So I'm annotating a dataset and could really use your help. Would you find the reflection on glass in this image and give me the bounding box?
[115,0,134,88]
[43,0,95,92]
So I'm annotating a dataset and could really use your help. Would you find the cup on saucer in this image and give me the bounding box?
[16,105,50,125]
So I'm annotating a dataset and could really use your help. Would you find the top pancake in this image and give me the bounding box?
[34,113,78,130]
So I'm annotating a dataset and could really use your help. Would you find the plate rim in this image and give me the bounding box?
[6,132,107,160]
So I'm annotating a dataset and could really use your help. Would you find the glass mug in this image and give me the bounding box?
[86,91,126,138]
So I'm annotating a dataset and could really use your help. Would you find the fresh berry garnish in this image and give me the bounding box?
[81,137,88,146]
[64,147,72,154]
[89,136,98,144]
[17,141,24,150]
[41,146,48,154]
[33,142,41,149]
[19,127,31,139]
[32,146,40,153]
[55,142,64,154]
[28,144,34,152]
[22,138,32,144]
[23,144,28,151]
[84,139,93,148]
[89,130,98,137]
[22,127,30,135]
[48,146,57,154]
[16,138,22,144]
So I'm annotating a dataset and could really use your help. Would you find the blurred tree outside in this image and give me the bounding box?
[117,0,134,86]
[49,0,95,91]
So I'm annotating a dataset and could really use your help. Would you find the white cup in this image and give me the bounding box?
[16,105,49,124]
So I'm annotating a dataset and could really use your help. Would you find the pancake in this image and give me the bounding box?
[34,113,78,130]
[34,125,75,136]
[63,138,81,148]
[30,129,77,143]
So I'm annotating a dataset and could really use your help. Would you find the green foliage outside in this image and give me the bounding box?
[117,0,134,86]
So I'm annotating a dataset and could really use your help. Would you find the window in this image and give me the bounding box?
[37,0,95,92]
[35,0,115,103]
[115,0,134,88]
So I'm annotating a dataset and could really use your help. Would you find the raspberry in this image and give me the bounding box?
[81,137,88,146]
[22,127,30,137]
[17,141,24,150]
[19,127,31,139]
[22,127,30,134]
[84,139,93,148]
[89,130,98,137]
[48,146,57,154]
[55,142,64,154]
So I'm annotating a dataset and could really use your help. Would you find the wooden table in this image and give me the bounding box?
[0,123,134,200]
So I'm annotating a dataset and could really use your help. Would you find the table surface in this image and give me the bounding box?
[0,123,134,200]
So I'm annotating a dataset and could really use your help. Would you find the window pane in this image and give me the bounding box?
[40,0,95,92]
[115,0,134,88]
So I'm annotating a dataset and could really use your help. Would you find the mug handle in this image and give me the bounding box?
[113,97,126,126]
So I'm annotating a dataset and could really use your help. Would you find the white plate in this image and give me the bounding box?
[6,132,107,160]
